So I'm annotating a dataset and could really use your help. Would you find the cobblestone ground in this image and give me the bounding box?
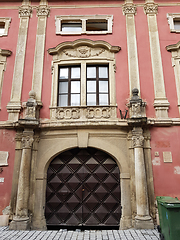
[0,227,159,240]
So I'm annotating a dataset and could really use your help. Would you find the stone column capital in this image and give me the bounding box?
[122,3,137,15]
[132,128,144,148]
[19,5,32,18]
[144,3,158,15]
[22,133,34,149]
[36,5,50,17]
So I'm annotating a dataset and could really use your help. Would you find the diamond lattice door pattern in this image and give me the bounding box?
[45,148,121,227]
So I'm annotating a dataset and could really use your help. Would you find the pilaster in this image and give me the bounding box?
[166,41,180,115]
[0,49,12,109]
[31,3,50,104]
[122,2,140,96]
[128,89,154,229]
[9,91,39,230]
[144,2,170,118]
[6,3,32,122]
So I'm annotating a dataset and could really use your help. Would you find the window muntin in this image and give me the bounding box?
[58,66,81,107]
[86,65,109,106]
[55,15,113,35]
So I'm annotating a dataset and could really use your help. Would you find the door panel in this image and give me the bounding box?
[45,148,121,227]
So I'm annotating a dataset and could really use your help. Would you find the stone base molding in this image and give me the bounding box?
[9,217,30,230]
[135,216,154,229]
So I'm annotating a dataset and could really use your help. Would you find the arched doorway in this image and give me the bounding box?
[45,147,121,228]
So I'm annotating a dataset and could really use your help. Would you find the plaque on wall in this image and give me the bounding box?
[0,151,8,166]
[163,151,172,163]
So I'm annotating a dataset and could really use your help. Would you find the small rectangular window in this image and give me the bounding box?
[0,22,5,35]
[167,13,180,33]
[55,15,113,35]
[0,18,11,37]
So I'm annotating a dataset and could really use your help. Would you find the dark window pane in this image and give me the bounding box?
[99,67,108,78]
[59,95,68,107]
[99,81,108,93]
[87,67,96,78]
[87,94,96,106]
[71,94,80,106]
[71,67,80,79]
[86,19,107,31]
[87,81,96,93]
[71,81,80,93]
[0,22,5,35]
[59,82,68,94]
[99,94,108,105]
[59,68,68,79]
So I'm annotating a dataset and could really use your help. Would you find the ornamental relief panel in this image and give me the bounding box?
[53,106,117,120]
[62,47,106,59]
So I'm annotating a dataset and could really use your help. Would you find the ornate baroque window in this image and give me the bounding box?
[48,39,120,120]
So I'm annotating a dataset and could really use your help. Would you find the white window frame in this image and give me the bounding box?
[0,18,11,37]
[55,15,113,35]
[167,13,180,33]
[48,39,120,120]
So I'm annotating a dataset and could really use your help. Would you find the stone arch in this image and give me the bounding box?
[32,135,131,230]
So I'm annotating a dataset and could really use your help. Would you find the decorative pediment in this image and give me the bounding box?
[48,39,121,56]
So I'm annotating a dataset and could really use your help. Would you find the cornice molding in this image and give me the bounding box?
[122,3,137,15]
[144,3,158,15]
[48,39,121,55]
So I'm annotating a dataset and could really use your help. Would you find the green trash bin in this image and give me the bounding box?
[156,196,180,240]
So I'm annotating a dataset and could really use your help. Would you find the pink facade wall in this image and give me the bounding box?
[0,0,180,212]
[0,129,15,214]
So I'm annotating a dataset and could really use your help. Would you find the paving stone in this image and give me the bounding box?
[0,227,159,240]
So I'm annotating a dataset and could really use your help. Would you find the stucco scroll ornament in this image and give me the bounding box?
[132,134,144,148]
[122,3,137,15]
[19,5,32,18]
[22,135,34,149]
[144,3,158,15]
[63,47,105,58]
[36,6,50,17]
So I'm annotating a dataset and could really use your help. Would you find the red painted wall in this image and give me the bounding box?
[0,9,19,121]
[0,129,16,214]
[0,0,180,207]
[151,126,180,199]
